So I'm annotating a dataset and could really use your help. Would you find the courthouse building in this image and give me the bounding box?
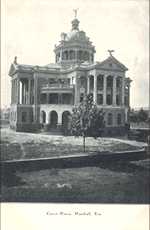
[9,14,132,134]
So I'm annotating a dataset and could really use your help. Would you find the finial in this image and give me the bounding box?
[73,8,79,18]
[14,56,17,64]
[108,50,115,56]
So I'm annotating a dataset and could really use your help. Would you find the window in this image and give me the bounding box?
[107,76,113,88]
[116,95,120,105]
[107,94,112,105]
[97,75,103,90]
[117,113,122,125]
[22,111,27,122]
[49,93,58,104]
[108,113,113,125]
[116,78,121,88]
[97,94,103,105]
[62,94,72,104]
[40,94,47,104]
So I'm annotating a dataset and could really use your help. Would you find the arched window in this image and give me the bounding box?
[117,113,122,125]
[107,113,113,125]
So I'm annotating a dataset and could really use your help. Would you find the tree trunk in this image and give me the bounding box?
[83,135,86,152]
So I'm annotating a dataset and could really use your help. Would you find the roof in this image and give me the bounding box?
[95,55,128,72]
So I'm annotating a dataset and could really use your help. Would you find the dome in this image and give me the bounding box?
[66,30,89,42]
[54,15,95,65]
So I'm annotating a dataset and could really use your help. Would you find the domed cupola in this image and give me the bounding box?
[54,11,96,66]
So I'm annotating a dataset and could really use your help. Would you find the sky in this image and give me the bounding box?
[1,0,149,109]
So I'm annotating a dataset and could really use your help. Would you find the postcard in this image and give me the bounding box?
[1,0,149,229]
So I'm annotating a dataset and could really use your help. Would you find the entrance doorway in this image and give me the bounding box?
[50,111,58,128]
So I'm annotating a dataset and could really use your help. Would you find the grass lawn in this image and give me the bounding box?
[0,128,146,161]
[1,160,150,203]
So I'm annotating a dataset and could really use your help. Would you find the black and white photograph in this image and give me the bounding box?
[1,0,150,229]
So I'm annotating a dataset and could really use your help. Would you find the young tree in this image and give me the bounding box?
[70,94,105,152]
[137,108,148,122]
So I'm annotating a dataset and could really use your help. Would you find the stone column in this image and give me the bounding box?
[113,76,117,106]
[76,49,78,61]
[33,74,38,123]
[128,85,130,107]
[103,75,107,105]
[14,79,16,103]
[46,112,49,124]
[93,74,97,103]
[87,76,90,94]
[13,79,15,103]
[75,75,79,104]
[11,80,13,104]
[25,81,28,104]
[46,93,49,104]
[58,113,62,125]
[17,78,20,104]
[122,77,125,105]
[13,79,16,104]
[16,79,18,103]
[22,81,24,104]
[58,93,62,104]
[28,79,31,104]
[60,50,63,62]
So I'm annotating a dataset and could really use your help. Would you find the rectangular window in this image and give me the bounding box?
[97,94,103,105]
[106,94,112,105]
[22,111,27,122]
[62,93,72,104]
[49,93,58,104]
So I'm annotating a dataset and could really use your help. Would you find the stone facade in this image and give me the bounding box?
[9,15,132,134]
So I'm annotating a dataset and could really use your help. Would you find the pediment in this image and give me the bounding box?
[8,63,17,76]
[96,56,128,72]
